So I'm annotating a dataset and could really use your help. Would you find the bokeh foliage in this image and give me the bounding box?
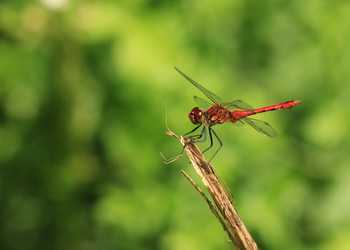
[1,0,350,249]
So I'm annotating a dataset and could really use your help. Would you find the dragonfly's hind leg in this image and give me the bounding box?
[207,128,222,162]
[202,127,214,154]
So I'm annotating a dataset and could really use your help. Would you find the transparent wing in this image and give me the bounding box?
[194,96,212,109]
[230,119,245,126]
[174,67,223,104]
[224,100,254,110]
[242,117,278,138]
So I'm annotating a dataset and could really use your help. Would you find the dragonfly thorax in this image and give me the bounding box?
[189,107,204,124]
[204,104,232,126]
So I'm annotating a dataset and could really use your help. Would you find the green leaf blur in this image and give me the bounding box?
[0,1,349,249]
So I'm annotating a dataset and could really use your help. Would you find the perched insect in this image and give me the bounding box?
[175,67,301,160]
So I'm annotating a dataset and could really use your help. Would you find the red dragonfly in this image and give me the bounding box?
[175,67,301,160]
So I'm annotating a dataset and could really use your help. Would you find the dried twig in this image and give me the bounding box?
[165,131,258,250]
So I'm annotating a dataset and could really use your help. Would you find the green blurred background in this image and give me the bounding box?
[1,0,350,249]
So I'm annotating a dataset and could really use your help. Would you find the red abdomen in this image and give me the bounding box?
[231,100,300,122]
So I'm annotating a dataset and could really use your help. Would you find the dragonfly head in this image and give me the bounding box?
[189,107,204,124]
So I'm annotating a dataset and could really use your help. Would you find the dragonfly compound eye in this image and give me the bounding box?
[189,107,203,124]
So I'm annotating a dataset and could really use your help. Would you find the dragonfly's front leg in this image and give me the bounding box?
[184,124,202,137]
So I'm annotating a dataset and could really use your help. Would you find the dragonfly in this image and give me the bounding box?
[175,67,301,161]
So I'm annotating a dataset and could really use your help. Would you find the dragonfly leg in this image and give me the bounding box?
[185,126,222,162]
[185,125,207,142]
[193,126,208,142]
[184,124,202,137]
[202,127,214,154]
[208,129,223,162]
